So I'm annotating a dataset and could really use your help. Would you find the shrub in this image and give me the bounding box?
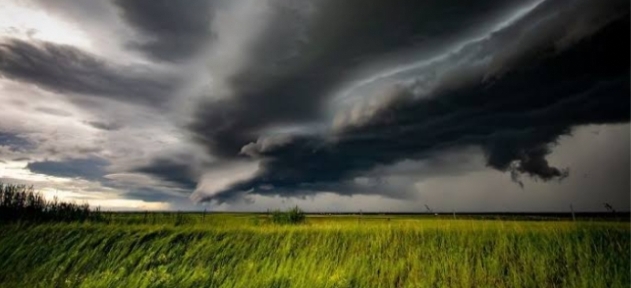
[271,206,306,225]
[0,183,103,223]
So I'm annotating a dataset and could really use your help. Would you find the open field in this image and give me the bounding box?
[0,213,629,288]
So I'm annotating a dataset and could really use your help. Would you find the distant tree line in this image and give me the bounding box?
[0,184,103,223]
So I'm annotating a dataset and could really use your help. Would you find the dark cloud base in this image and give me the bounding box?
[133,157,198,190]
[0,39,178,107]
[202,12,630,203]
[0,132,34,152]
[26,157,110,181]
[113,0,215,62]
[188,0,527,158]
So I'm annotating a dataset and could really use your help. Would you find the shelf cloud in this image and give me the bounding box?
[0,0,628,211]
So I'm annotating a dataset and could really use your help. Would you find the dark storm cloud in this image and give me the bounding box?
[0,39,179,106]
[113,0,216,62]
[199,0,630,203]
[26,157,110,181]
[133,158,199,190]
[189,0,527,157]
[0,132,33,152]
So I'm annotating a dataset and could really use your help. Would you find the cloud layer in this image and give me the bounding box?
[0,0,628,211]
[113,0,216,62]
[193,0,630,203]
[0,39,179,106]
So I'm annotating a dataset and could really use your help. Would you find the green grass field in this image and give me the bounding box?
[0,214,628,288]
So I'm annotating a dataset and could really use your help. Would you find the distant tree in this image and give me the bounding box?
[0,183,103,223]
[271,206,306,224]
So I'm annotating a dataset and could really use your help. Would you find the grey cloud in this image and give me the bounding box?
[2,0,629,210]
[0,132,34,152]
[200,0,629,203]
[26,157,110,181]
[123,187,189,203]
[132,157,200,190]
[240,134,295,158]
[29,0,122,34]
[366,147,487,180]
[113,0,216,62]
[481,0,630,78]
[0,39,179,107]
[34,107,73,117]
[189,0,528,158]
[84,121,122,131]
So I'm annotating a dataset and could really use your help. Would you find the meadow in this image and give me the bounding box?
[0,212,628,288]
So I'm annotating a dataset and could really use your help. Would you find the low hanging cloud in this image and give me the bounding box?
[0,132,34,152]
[112,0,217,62]
[188,0,529,158]
[0,38,179,107]
[132,157,201,190]
[26,157,110,181]
[197,0,630,203]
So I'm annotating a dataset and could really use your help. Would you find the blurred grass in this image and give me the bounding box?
[0,214,628,287]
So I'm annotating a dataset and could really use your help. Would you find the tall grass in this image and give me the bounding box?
[0,183,628,287]
[0,215,628,287]
[0,183,102,223]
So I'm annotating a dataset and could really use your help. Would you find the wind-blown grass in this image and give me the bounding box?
[0,215,628,288]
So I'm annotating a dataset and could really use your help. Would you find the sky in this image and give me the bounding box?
[0,0,628,212]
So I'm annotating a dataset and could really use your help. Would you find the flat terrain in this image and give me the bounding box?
[0,214,628,288]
